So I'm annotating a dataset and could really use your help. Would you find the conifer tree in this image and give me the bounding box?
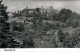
[0,0,20,48]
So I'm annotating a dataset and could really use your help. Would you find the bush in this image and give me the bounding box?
[63,30,80,48]
[21,35,34,48]
[57,30,65,42]
[11,21,17,31]
[42,23,53,31]
[53,22,60,29]
[17,22,24,32]
[71,19,79,28]
[11,21,24,32]
[50,35,58,48]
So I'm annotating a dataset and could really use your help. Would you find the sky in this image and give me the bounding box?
[2,0,80,14]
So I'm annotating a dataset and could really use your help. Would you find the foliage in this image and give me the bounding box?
[41,22,53,31]
[62,29,80,48]
[0,0,20,48]
[57,30,65,42]
[12,11,22,17]
[21,35,34,48]
[58,8,72,23]
[11,21,24,32]
[0,2,10,47]
[53,14,58,20]
[2,5,80,48]
[52,22,60,30]
[71,19,79,28]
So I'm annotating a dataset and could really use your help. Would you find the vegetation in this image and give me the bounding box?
[9,7,80,48]
[11,21,24,32]
[0,0,20,48]
[21,35,34,48]
[1,1,80,48]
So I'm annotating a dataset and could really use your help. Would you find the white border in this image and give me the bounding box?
[0,48,80,52]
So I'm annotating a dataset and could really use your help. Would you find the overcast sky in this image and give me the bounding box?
[2,0,80,14]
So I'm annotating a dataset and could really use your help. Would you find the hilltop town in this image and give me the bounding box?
[0,0,80,48]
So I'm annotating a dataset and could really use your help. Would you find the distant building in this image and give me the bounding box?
[40,6,59,19]
[23,6,36,13]
[40,6,58,14]
[28,9,36,13]
[40,6,47,14]
[8,12,13,17]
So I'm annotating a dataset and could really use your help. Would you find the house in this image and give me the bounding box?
[8,12,13,17]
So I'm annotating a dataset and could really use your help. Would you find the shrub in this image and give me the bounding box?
[17,22,24,32]
[63,30,80,47]
[11,22,24,32]
[57,30,65,42]
[71,19,79,28]
[21,35,34,48]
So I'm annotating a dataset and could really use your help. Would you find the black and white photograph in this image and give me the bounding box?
[0,0,80,48]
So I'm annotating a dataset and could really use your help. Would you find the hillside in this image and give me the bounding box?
[8,8,80,48]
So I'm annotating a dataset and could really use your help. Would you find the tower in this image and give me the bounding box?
[0,0,20,48]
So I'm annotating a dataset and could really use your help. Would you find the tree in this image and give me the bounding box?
[53,14,58,20]
[35,8,40,12]
[58,8,72,23]
[57,30,65,42]
[0,0,10,47]
[0,0,20,48]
